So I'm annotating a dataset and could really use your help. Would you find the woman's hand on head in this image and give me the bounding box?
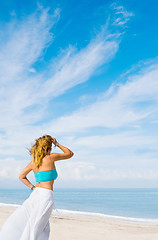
[51,137,58,146]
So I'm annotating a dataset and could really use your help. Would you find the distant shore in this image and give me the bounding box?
[1,206,158,240]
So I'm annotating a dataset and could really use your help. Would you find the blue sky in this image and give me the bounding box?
[0,0,158,189]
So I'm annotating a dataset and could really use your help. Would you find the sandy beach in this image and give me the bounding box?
[0,206,158,240]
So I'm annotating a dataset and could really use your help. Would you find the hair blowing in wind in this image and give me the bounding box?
[28,135,53,168]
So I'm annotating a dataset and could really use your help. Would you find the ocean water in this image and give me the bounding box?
[0,188,158,223]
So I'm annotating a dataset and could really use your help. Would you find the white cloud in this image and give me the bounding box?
[40,37,119,98]
[28,68,36,73]
[0,7,61,152]
[45,61,158,133]
[73,131,157,149]
[0,8,59,84]
[0,6,60,131]
[55,160,158,181]
[0,157,27,180]
[110,2,134,27]
[0,3,130,156]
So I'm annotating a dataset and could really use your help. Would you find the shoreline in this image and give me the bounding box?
[52,208,158,225]
[0,202,158,225]
[0,206,158,240]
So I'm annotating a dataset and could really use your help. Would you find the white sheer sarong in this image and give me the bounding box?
[0,187,55,240]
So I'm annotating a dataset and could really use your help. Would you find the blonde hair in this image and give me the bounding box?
[28,135,52,168]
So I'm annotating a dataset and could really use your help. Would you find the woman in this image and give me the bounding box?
[0,135,74,240]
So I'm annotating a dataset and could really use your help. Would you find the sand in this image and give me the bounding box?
[0,206,158,240]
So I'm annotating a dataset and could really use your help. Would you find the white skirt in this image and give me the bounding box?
[0,187,55,240]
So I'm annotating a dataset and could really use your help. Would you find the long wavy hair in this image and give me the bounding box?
[28,135,53,168]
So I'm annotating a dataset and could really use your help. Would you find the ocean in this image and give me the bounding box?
[0,188,158,223]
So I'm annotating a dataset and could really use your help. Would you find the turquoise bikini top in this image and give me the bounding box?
[34,169,58,183]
